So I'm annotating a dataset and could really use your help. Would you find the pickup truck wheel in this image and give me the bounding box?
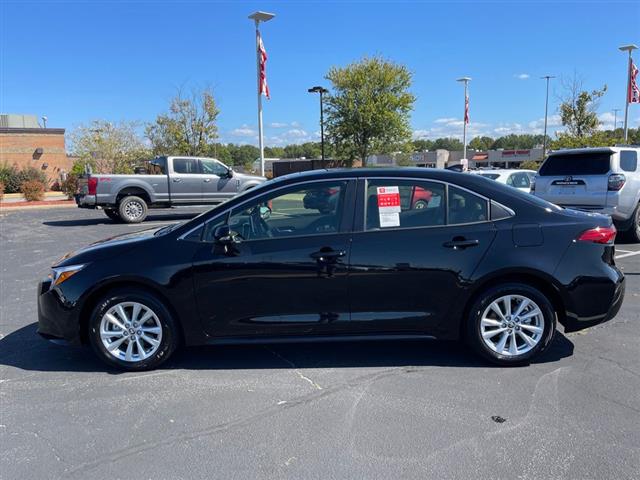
[104,209,121,222]
[118,196,148,223]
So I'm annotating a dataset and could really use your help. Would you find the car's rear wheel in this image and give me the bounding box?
[413,200,428,210]
[88,288,179,371]
[626,203,640,243]
[103,208,121,222]
[118,195,148,223]
[466,283,556,366]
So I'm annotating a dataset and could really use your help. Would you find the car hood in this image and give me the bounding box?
[54,226,162,266]
[236,172,267,182]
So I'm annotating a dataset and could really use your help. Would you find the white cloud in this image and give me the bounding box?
[290,121,302,128]
[285,128,308,138]
[434,117,458,124]
[514,73,530,80]
[527,115,562,132]
[268,122,289,128]
[230,124,257,137]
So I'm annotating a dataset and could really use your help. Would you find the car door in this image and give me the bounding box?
[169,158,204,203]
[347,178,496,337]
[190,179,356,338]
[200,158,239,202]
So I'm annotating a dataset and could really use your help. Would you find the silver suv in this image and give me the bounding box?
[533,146,640,242]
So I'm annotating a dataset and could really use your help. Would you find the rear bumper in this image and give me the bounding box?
[37,279,83,345]
[559,270,625,333]
[75,194,97,209]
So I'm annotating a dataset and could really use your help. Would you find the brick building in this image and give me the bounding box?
[0,114,73,187]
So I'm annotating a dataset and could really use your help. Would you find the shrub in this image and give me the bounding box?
[61,174,79,199]
[0,181,4,201]
[21,180,46,201]
[0,164,48,193]
[520,160,541,171]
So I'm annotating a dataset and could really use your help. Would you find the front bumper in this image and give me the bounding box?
[37,279,83,345]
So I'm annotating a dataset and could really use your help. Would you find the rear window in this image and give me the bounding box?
[478,173,500,180]
[539,152,611,176]
[620,151,638,172]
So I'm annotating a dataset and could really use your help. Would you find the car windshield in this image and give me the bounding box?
[539,152,612,176]
[478,173,500,180]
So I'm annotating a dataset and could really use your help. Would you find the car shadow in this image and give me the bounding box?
[43,211,203,227]
[0,323,575,374]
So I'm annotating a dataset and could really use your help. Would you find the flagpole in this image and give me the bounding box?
[457,77,471,161]
[254,22,265,177]
[249,11,275,177]
[619,44,638,143]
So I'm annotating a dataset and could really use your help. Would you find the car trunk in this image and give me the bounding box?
[535,151,612,207]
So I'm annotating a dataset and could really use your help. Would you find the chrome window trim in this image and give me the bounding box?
[178,177,353,241]
[361,176,511,232]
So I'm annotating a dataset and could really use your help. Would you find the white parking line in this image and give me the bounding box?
[615,250,640,260]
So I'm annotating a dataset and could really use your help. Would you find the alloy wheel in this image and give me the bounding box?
[99,301,163,362]
[124,200,144,220]
[480,294,544,357]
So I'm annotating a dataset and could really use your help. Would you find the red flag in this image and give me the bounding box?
[464,94,470,124]
[629,59,639,104]
[258,32,270,99]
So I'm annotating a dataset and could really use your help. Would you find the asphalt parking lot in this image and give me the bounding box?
[1,206,639,480]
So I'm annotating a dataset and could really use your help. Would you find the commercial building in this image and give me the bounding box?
[0,114,73,187]
[367,148,544,169]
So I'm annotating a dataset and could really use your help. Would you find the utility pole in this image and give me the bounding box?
[541,75,555,159]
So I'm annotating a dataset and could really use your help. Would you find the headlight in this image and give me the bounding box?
[49,264,86,288]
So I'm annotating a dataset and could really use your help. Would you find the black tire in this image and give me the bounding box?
[104,209,121,222]
[625,204,640,243]
[465,283,556,366]
[88,288,179,371]
[118,195,148,223]
[413,200,429,210]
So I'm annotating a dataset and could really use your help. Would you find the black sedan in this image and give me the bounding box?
[37,168,625,370]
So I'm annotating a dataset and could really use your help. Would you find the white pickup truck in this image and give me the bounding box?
[76,156,266,223]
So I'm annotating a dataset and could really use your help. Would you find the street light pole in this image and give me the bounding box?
[541,75,555,159]
[249,11,275,176]
[612,108,621,131]
[308,86,329,161]
[456,77,471,162]
[619,44,638,143]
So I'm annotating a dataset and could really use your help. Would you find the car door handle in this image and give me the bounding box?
[310,249,346,261]
[443,238,479,249]
[203,178,212,183]
[172,178,182,183]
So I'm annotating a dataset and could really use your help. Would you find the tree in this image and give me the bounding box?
[469,136,494,151]
[558,74,607,138]
[146,87,220,156]
[411,139,434,152]
[324,56,415,165]
[226,144,260,170]
[69,120,149,174]
[491,134,548,150]
[432,137,463,151]
[519,160,541,171]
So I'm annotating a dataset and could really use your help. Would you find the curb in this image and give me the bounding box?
[0,201,76,211]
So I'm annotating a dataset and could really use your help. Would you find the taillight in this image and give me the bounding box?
[608,174,625,191]
[88,177,98,195]
[577,226,617,244]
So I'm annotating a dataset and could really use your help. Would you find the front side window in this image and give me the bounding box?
[620,151,638,172]
[173,158,200,174]
[201,159,229,176]
[448,186,488,224]
[508,172,531,188]
[365,180,445,230]
[203,181,348,242]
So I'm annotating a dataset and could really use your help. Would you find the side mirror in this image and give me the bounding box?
[225,168,234,178]
[214,225,240,244]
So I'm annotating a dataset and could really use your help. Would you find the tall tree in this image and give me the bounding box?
[469,136,494,151]
[324,56,415,165]
[432,137,464,151]
[411,139,434,152]
[70,120,149,174]
[558,74,607,138]
[147,87,220,156]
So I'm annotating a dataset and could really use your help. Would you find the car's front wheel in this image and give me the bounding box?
[88,288,179,371]
[466,283,556,366]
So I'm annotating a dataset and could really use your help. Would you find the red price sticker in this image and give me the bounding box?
[377,186,400,209]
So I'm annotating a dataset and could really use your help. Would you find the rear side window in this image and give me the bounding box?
[539,152,611,176]
[147,157,167,174]
[173,158,200,174]
[448,186,488,224]
[620,151,638,172]
[507,172,531,188]
[365,180,446,230]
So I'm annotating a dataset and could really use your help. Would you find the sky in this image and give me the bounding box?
[1,0,639,148]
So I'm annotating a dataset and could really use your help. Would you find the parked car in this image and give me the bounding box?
[471,169,536,192]
[532,147,640,242]
[75,156,266,223]
[38,168,625,370]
